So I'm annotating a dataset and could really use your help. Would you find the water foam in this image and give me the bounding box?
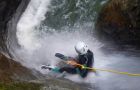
[15,0,109,84]
[16,0,111,83]
[17,0,51,51]
[16,0,140,89]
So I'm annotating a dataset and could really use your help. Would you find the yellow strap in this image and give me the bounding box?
[64,60,140,76]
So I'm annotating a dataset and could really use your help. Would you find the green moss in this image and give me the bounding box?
[0,82,42,90]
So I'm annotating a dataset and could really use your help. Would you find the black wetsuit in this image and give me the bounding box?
[59,50,94,78]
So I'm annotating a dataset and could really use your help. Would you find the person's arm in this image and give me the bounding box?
[84,56,89,66]
[79,51,93,78]
[78,56,89,77]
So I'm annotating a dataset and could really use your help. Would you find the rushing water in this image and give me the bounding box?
[16,0,105,72]
[9,0,140,90]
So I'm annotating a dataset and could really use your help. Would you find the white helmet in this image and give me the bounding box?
[75,41,88,55]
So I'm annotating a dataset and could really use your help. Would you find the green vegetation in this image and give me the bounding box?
[0,82,42,90]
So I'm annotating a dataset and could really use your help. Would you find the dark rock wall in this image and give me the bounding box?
[96,0,140,46]
[0,0,20,52]
[0,0,46,84]
[7,0,30,58]
[0,53,36,83]
[0,0,30,55]
[0,0,39,83]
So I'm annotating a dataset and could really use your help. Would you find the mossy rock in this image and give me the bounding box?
[96,0,140,46]
[0,53,37,83]
[0,82,41,90]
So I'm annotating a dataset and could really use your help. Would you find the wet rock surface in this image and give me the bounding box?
[0,52,92,89]
[0,51,92,89]
[0,0,21,51]
[0,0,30,53]
[0,53,37,83]
[30,77,92,90]
[96,0,140,46]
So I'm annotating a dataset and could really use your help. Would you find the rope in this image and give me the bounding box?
[64,60,140,76]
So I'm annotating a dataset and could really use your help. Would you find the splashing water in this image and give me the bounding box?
[15,0,122,83]
[15,0,140,89]
[16,0,106,83]
[17,0,51,51]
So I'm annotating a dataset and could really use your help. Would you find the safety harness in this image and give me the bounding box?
[64,60,140,76]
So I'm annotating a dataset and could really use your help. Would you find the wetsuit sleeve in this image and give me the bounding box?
[79,56,89,77]
[78,50,93,78]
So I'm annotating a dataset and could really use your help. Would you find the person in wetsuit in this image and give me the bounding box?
[41,41,94,78]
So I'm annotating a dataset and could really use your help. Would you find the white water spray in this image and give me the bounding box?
[16,0,109,83]
[15,0,140,89]
[17,0,51,51]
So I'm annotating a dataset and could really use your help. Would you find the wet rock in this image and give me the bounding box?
[0,53,37,83]
[0,0,30,53]
[0,0,20,51]
[0,1,93,89]
[0,82,42,90]
[0,52,92,90]
[96,0,140,46]
[30,77,92,90]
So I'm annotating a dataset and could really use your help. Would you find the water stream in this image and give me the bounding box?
[9,0,140,90]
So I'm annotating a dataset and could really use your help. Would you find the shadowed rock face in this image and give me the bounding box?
[0,0,21,52]
[0,52,92,89]
[30,77,92,90]
[0,0,40,84]
[0,0,30,54]
[0,53,37,83]
[0,0,93,89]
[96,0,140,46]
